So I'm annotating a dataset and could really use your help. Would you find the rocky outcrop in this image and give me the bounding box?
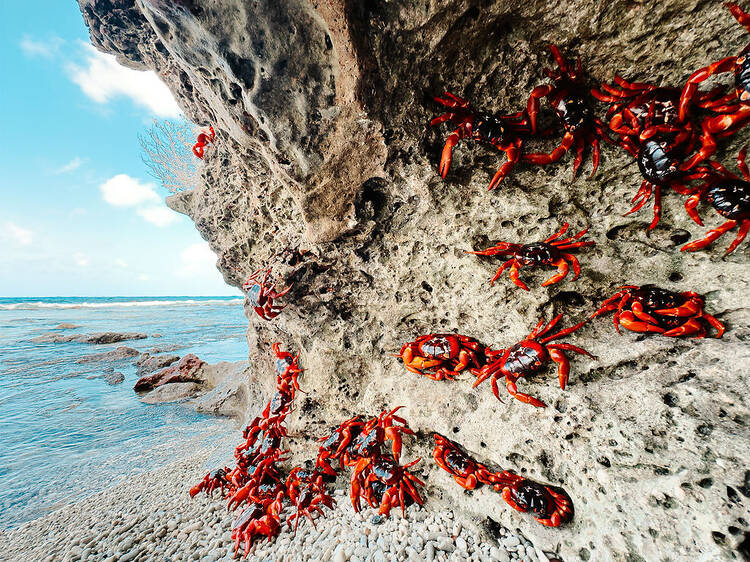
[133,353,205,392]
[80,1,750,559]
[76,346,141,363]
[33,332,147,344]
[134,353,180,374]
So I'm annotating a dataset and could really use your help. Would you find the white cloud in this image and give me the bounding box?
[73,252,90,267]
[68,43,181,117]
[20,36,63,58]
[177,242,217,277]
[138,273,150,281]
[136,206,180,227]
[100,174,160,207]
[4,222,33,246]
[114,258,129,268]
[54,157,83,175]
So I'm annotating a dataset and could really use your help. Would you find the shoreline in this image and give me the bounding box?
[0,428,550,562]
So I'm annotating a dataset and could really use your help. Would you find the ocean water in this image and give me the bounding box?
[0,296,248,528]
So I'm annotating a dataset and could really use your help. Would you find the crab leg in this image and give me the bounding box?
[726,220,750,254]
[439,126,469,178]
[522,132,575,167]
[502,376,546,408]
[561,253,581,280]
[701,313,726,338]
[662,318,707,338]
[681,220,738,253]
[547,348,571,389]
[541,258,570,286]
[526,84,555,133]
[618,311,665,333]
[679,57,737,122]
[508,261,529,291]
[545,222,570,242]
[488,140,522,190]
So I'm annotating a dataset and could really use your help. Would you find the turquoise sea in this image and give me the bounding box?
[0,296,248,528]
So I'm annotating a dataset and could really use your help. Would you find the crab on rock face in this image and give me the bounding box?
[349,454,424,517]
[677,3,750,167]
[467,223,594,291]
[432,434,495,490]
[192,126,215,159]
[590,285,725,338]
[242,267,292,321]
[489,471,574,527]
[681,148,750,255]
[592,78,719,229]
[473,315,592,408]
[396,334,487,380]
[430,91,534,190]
[523,44,611,179]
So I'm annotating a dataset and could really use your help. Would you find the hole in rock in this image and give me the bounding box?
[670,230,691,245]
[668,271,683,282]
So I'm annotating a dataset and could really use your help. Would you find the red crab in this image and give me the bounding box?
[272,342,302,394]
[345,407,415,464]
[677,3,750,167]
[432,434,495,490]
[315,416,365,476]
[192,126,215,159]
[242,268,292,321]
[681,148,750,255]
[523,44,611,179]
[430,91,534,190]
[231,494,284,557]
[473,315,592,408]
[590,285,725,338]
[467,223,594,291]
[350,455,425,517]
[490,471,574,527]
[396,334,487,381]
[189,467,231,498]
[285,468,335,530]
[591,79,718,229]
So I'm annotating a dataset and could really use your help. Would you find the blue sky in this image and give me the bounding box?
[0,2,238,296]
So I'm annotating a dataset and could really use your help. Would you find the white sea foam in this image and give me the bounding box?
[0,299,244,310]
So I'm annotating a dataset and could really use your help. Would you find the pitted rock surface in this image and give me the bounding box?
[80,1,750,559]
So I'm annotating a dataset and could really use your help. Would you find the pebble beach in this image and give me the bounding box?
[0,443,555,562]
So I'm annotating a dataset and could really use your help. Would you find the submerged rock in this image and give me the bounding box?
[80,1,750,559]
[76,346,140,363]
[55,323,79,329]
[33,332,147,344]
[103,370,125,385]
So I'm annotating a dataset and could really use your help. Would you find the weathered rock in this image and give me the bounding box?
[55,323,80,329]
[133,354,206,392]
[80,1,750,560]
[135,353,180,374]
[76,346,141,363]
[33,332,148,344]
[193,362,252,418]
[103,371,125,385]
[139,382,203,404]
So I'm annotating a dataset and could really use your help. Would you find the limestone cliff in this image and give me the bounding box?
[80,1,750,559]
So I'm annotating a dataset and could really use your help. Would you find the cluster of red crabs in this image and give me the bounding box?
[191,344,574,557]
[187,3,749,557]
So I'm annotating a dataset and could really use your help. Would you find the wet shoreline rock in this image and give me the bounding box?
[133,354,206,392]
[135,353,180,375]
[76,346,141,363]
[33,332,147,344]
